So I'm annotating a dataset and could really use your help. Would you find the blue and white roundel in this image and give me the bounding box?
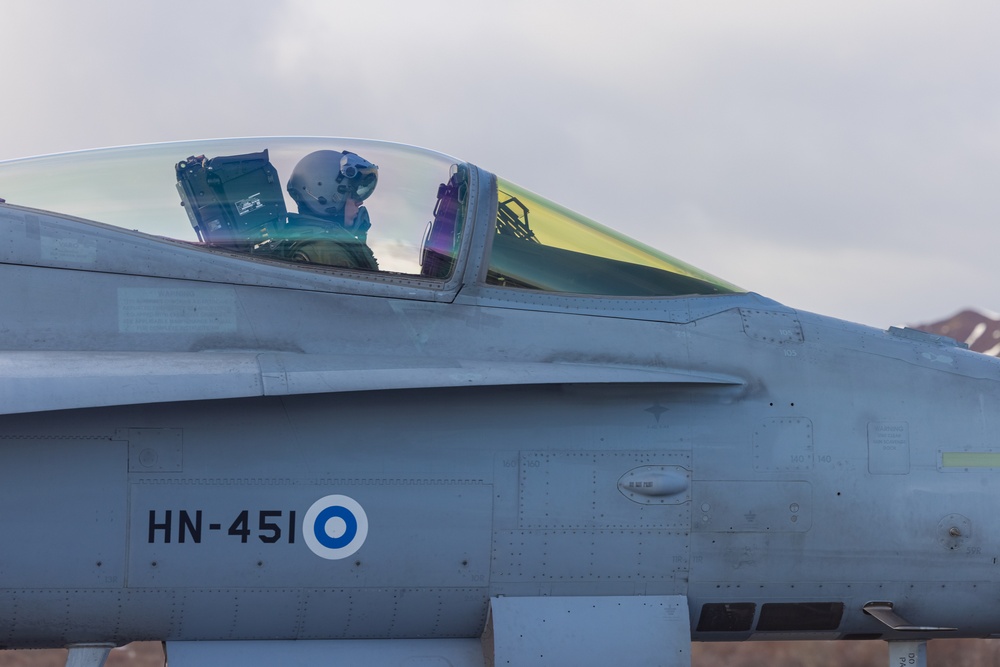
[303,495,368,560]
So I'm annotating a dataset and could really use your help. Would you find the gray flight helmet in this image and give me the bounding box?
[287,150,378,218]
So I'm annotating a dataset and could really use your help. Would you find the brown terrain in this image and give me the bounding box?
[3,310,998,666]
[912,308,1000,356]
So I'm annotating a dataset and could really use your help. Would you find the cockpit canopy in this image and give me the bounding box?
[0,137,740,297]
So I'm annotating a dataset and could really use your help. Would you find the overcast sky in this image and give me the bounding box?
[2,0,998,328]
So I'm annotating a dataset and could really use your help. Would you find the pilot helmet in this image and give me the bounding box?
[287,150,379,219]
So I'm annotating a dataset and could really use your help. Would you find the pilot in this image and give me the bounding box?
[284,149,380,270]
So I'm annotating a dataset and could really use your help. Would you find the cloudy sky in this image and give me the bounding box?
[2,1,998,329]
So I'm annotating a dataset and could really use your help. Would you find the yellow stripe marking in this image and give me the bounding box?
[942,452,1000,468]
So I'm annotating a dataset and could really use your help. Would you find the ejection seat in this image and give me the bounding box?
[175,150,288,253]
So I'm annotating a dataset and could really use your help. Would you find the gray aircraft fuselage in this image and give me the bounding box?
[0,137,996,667]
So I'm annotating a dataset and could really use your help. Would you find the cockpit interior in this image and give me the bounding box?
[0,137,740,298]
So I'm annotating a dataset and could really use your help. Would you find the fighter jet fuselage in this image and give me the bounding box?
[0,137,995,667]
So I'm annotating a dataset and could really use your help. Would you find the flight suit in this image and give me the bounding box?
[281,212,379,271]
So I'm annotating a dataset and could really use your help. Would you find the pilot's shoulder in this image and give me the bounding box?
[284,213,351,239]
[285,212,331,229]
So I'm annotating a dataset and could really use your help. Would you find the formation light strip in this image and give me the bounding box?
[941,452,1000,468]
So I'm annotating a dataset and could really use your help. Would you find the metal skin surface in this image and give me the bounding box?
[1,140,999,667]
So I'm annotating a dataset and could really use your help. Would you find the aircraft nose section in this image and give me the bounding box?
[617,465,690,503]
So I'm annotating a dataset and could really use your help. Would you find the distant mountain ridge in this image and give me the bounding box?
[912,309,1000,357]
